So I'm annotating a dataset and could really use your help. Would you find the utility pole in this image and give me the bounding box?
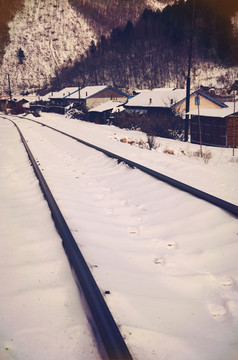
[185,0,195,142]
[233,90,236,156]
[78,84,80,108]
[7,73,12,101]
[228,79,238,156]
[195,94,202,156]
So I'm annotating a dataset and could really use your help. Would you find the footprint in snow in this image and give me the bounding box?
[207,303,227,320]
[137,204,147,211]
[152,238,178,249]
[153,256,166,265]
[167,241,177,249]
[129,229,138,235]
[218,276,235,288]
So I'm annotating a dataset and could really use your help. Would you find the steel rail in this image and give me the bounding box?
[11,115,238,217]
[7,118,133,360]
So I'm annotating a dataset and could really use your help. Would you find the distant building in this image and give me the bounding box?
[124,87,231,140]
[172,90,228,115]
[125,88,186,112]
[125,88,227,116]
[49,87,80,104]
[88,100,125,123]
[189,106,238,147]
[49,85,130,109]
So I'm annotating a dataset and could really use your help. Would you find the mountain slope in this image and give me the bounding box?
[68,0,172,34]
[50,1,238,93]
[0,0,237,97]
[0,0,171,96]
[0,0,96,95]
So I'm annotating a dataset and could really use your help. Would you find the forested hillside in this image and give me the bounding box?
[51,0,238,92]
[0,0,237,96]
[0,0,96,95]
[68,0,172,34]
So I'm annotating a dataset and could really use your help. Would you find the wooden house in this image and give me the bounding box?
[125,88,227,115]
[88,100,125,123]
[172,89,228,115]
[49,87,80,105]
[189,106,238,147]
[125,88,187,113]
[8,98,29,114]
[124,88,230,139]
[49,85,130,109]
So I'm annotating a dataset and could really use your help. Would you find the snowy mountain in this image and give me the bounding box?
[0,0,171,96]
[0,0,237,96]
[0,0,97,96]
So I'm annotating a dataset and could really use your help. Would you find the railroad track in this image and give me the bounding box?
[1,115,238,360]
[2,116,133,360]
[5,114,238,217]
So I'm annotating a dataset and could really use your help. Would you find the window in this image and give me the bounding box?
[195,95,200,106]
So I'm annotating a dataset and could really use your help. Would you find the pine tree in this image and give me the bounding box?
[17,48,25,64]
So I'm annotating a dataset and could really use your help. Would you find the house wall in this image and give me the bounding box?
[191,115,238,148]
[191,116,227,147]
[86,88,127,109]
[174,94,223,114]
[227,116,238,148]
[0,100,7,113]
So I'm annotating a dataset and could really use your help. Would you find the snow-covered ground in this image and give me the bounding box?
[0,112,238,360]
[30,112,238,205]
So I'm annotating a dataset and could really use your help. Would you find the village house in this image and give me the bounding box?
[172,89,228,115]
[189,105,238,147]
[0,96,30,114]
[10,98,29,114]
[88,100,125,124]
[49,85,130,109]
[123,87,230,140]
[48,87,79,105]
[125,88,185,113]
[125,88,227,115]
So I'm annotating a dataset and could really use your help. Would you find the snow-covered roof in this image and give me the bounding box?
[65,85,130,100]
[189,107,237,118]
[49,85,130,101]
[64,86,108,100]
[126,88,187,108]
[224,101,238,110]
[13,94,39,102]
[40,93,52,101]
[127,88,228,110]
[88,100,125,113]
[49,86,108,100]
[49,87,79,99]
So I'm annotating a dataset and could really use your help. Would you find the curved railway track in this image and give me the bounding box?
[3,117,133,360]
[5,114,238,217]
